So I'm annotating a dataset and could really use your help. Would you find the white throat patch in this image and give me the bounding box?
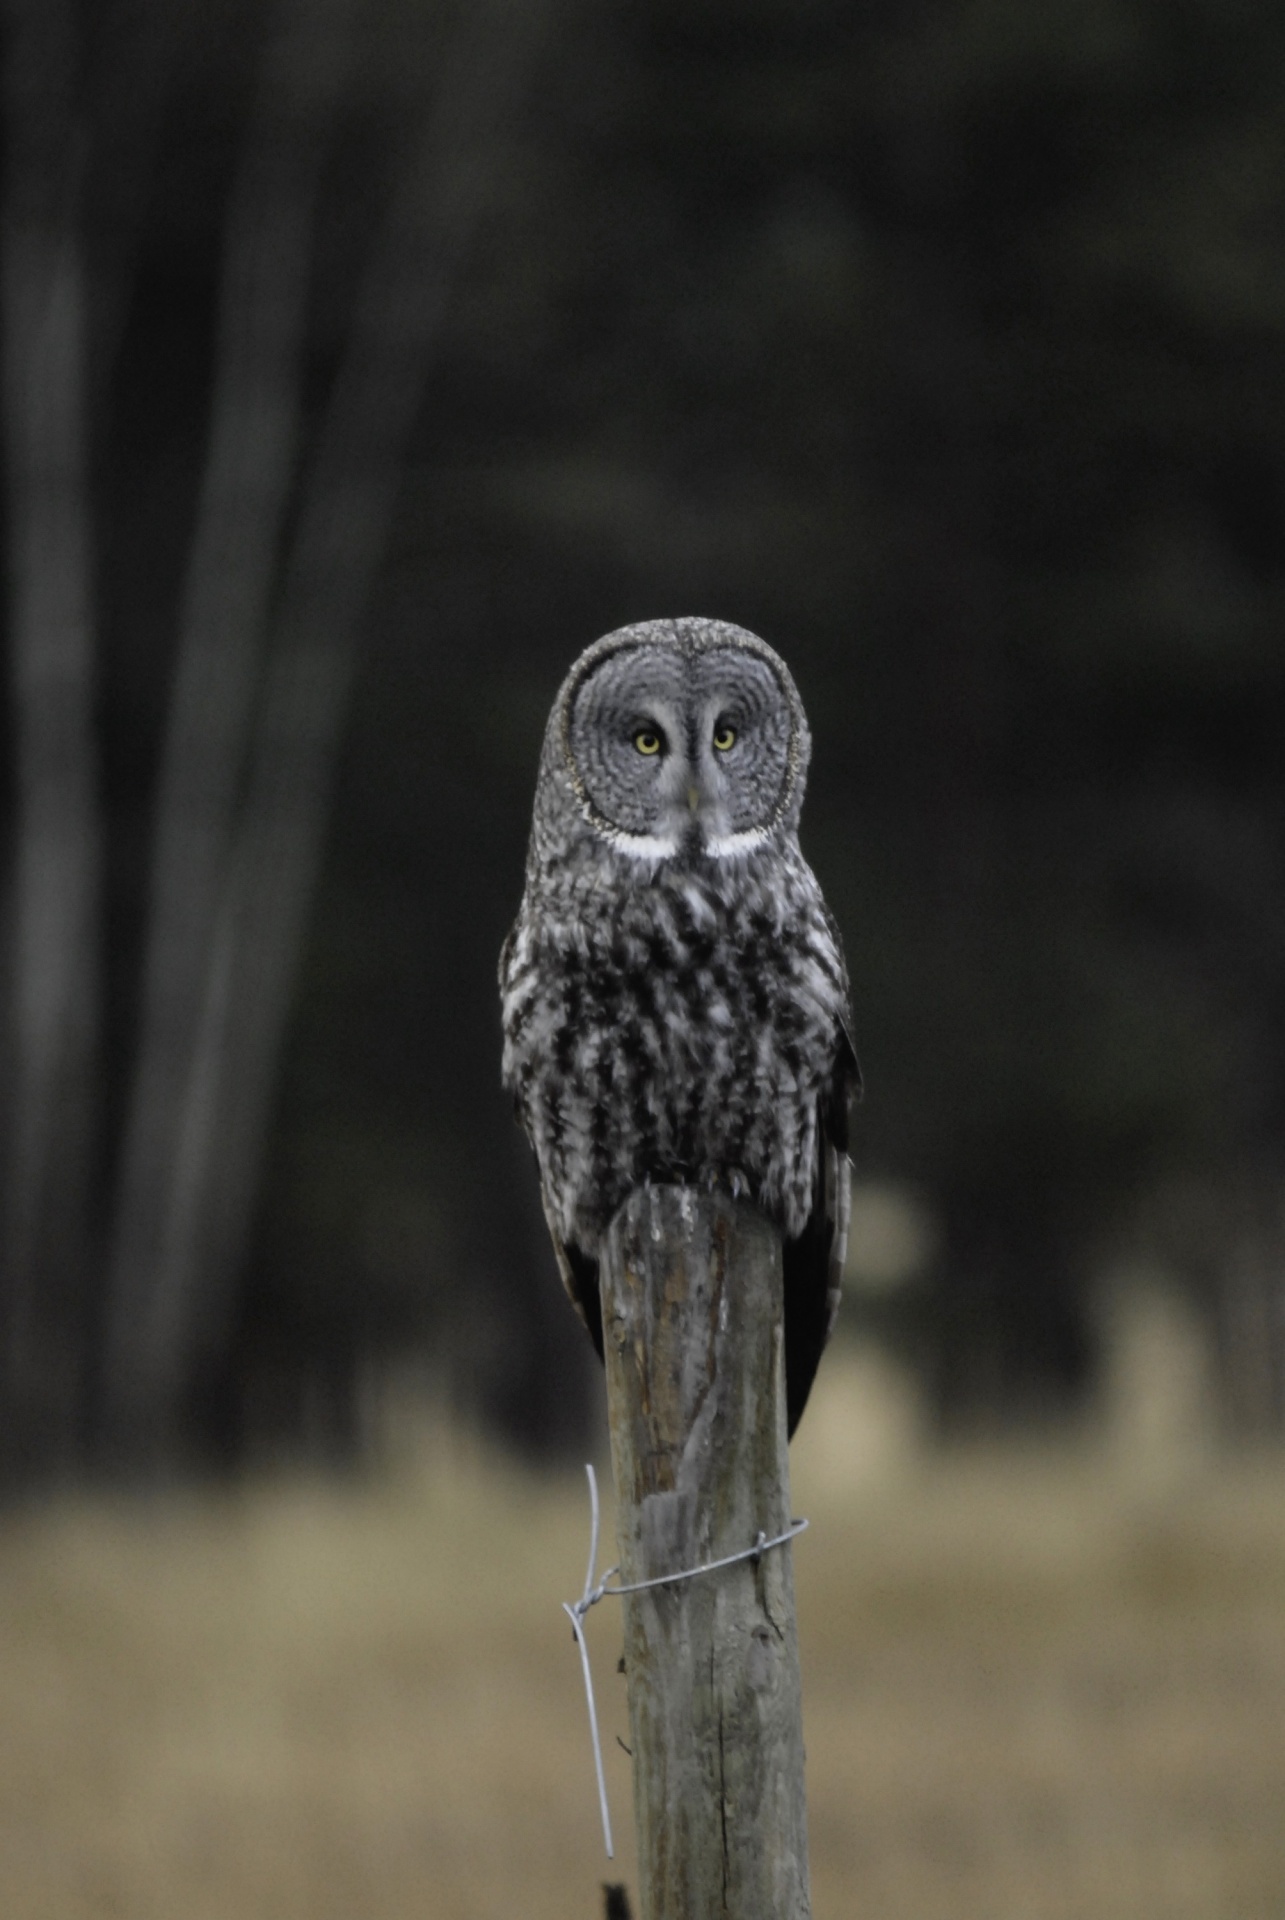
[704,826,771,859]
[606,828,679,861]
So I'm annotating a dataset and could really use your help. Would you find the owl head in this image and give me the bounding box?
[535,616,812,864]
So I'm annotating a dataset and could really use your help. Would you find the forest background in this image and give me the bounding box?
[2,0,1284,1481]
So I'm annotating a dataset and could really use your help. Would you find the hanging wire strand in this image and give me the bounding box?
[563,1463,809,1859]
[562,1461,614,1857]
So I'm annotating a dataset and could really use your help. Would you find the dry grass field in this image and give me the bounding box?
[0,1345,1283,1919]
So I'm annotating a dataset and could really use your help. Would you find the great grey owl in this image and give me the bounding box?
[499,616,859,1436]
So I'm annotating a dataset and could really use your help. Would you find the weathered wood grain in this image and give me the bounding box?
[600,1185,810,1920]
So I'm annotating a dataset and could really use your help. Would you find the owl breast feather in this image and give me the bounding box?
[500,848,848,1257]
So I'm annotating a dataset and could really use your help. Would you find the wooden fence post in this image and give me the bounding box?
[600,1184,811,1920]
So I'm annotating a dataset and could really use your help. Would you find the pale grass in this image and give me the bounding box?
[0,1360,1283,1918]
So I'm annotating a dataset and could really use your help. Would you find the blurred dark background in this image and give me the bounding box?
[1,0,1283,1483]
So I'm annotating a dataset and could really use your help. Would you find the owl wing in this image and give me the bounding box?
[537,1185,605,1362]
[783,1010,861,1438]
[501,915,595,1352]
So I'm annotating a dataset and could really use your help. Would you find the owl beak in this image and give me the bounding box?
[687,785,701,814]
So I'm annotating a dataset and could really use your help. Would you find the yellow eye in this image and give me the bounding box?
[633,728,662,756]
[712,723,737,752]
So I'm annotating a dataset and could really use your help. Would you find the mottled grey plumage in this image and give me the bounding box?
[499,616,859,1435]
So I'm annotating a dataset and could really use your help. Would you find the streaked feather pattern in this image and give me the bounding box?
[500,617,859,1435]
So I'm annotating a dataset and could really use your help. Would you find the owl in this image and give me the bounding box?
[499,616,859,1436]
